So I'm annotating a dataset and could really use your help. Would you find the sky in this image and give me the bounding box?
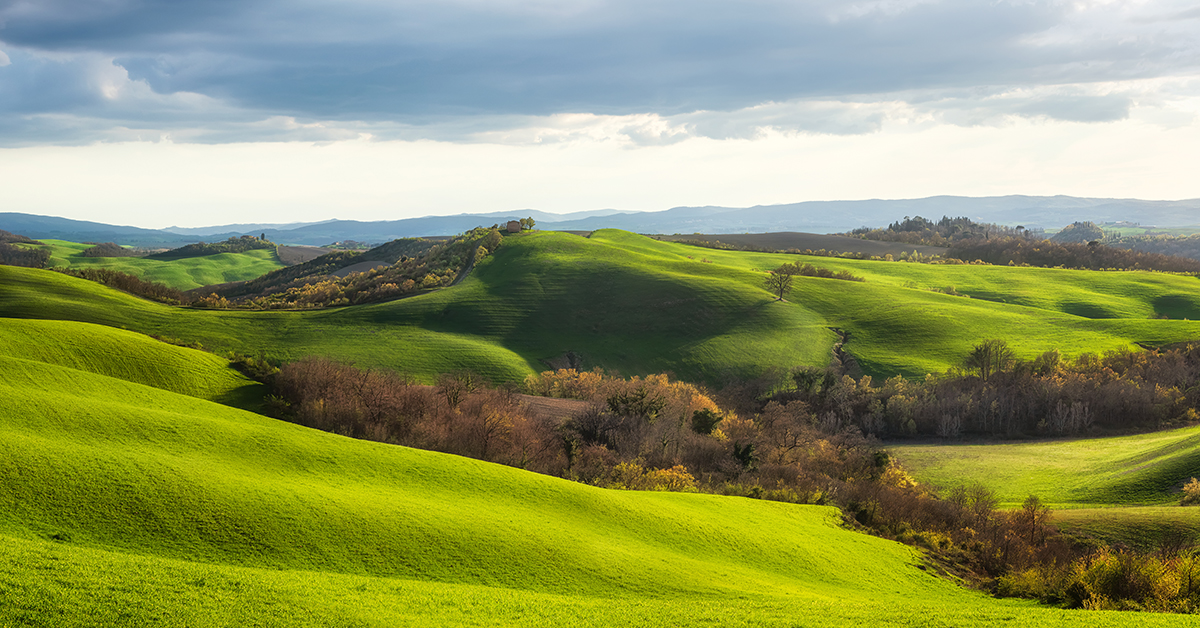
[1,0,1198,228]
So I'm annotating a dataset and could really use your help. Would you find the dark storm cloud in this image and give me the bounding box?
[0,0,1196,143]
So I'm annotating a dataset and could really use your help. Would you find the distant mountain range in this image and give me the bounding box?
[4,196,1199,247]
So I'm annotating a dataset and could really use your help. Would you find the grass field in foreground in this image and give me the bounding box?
[6,229,1200,384]
[0,330,1189,626]
[39,239,285,290]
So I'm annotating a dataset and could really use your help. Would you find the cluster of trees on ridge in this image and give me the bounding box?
[192,227,503,308]
[850,215,1041,245]
[846,216,1200,274]
[147,234,275,260]
[1053,220,1200,263]
[1118,233,1200,262]
[0,230,50,268]
[946,237,1200,274]
[251,352,1200,613]
[79,242,138,258]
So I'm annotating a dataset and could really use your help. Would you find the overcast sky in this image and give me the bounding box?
[1,0,1198,227]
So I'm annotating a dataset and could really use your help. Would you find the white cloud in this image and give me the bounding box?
[2,107,1198,229]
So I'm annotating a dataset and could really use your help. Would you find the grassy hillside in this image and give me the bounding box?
[5,229,1200,384]
[41,239,285,290]
[892,427,1200,508]
[891,430,1200,550]
[0,318,262,408]
[0,333,1188,626]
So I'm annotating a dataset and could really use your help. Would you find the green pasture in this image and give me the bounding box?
[0,318,262,409]
[891,426,1200,509]
[0,330,1188,626]
[5,229,1200,384]
[1054,507,1200,550]
[40,239,285,290]
[892,429,1200,549]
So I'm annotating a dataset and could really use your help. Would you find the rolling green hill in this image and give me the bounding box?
[40,239,286,291]
[891,429,1200,550]
[5,229,1200,385]
[0,318,263,408]
[892,427,1200,509]
[0,326,1188,626]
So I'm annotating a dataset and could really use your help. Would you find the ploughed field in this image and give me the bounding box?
[5,230,1200,385]
[1,319,1191,626]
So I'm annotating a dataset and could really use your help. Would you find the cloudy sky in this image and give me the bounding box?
[1,0,1198,227]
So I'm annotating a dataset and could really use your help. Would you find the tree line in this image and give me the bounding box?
[771,339,1200,439]
[947,237,1200,274]
[0,230,51,268]
[845,216,1200,274]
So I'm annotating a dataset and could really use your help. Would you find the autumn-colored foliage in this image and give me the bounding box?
[199,227,503,309]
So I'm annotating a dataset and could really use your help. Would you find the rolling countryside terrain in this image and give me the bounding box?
[7,228,1200,623]
[893,427,1200,550]
[0,319,1190,626]
[37,239,286,291]
[5,230,1200,385]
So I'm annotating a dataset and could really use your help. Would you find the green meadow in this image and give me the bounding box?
[892,427,1200,509]
[892,429,1200,549]
[39,239,285,290]
[0,322,1189,626]
[6,229,1200,385]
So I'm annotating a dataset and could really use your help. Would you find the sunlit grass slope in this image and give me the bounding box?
[0,318,262,407]
[635,234,1200,377]
[0,340,1188,626]
[6,229,1200,383]
[41,239,285,290]
[892,426,1200,509]
[892,430,1200,549]
[1053,507,1200,551]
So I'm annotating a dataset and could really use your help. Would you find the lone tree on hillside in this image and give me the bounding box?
[965,339,1014,382]
[519,217,536,230]
[764,266,796,300]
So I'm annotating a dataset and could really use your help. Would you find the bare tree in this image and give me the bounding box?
[763,268,795,300]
